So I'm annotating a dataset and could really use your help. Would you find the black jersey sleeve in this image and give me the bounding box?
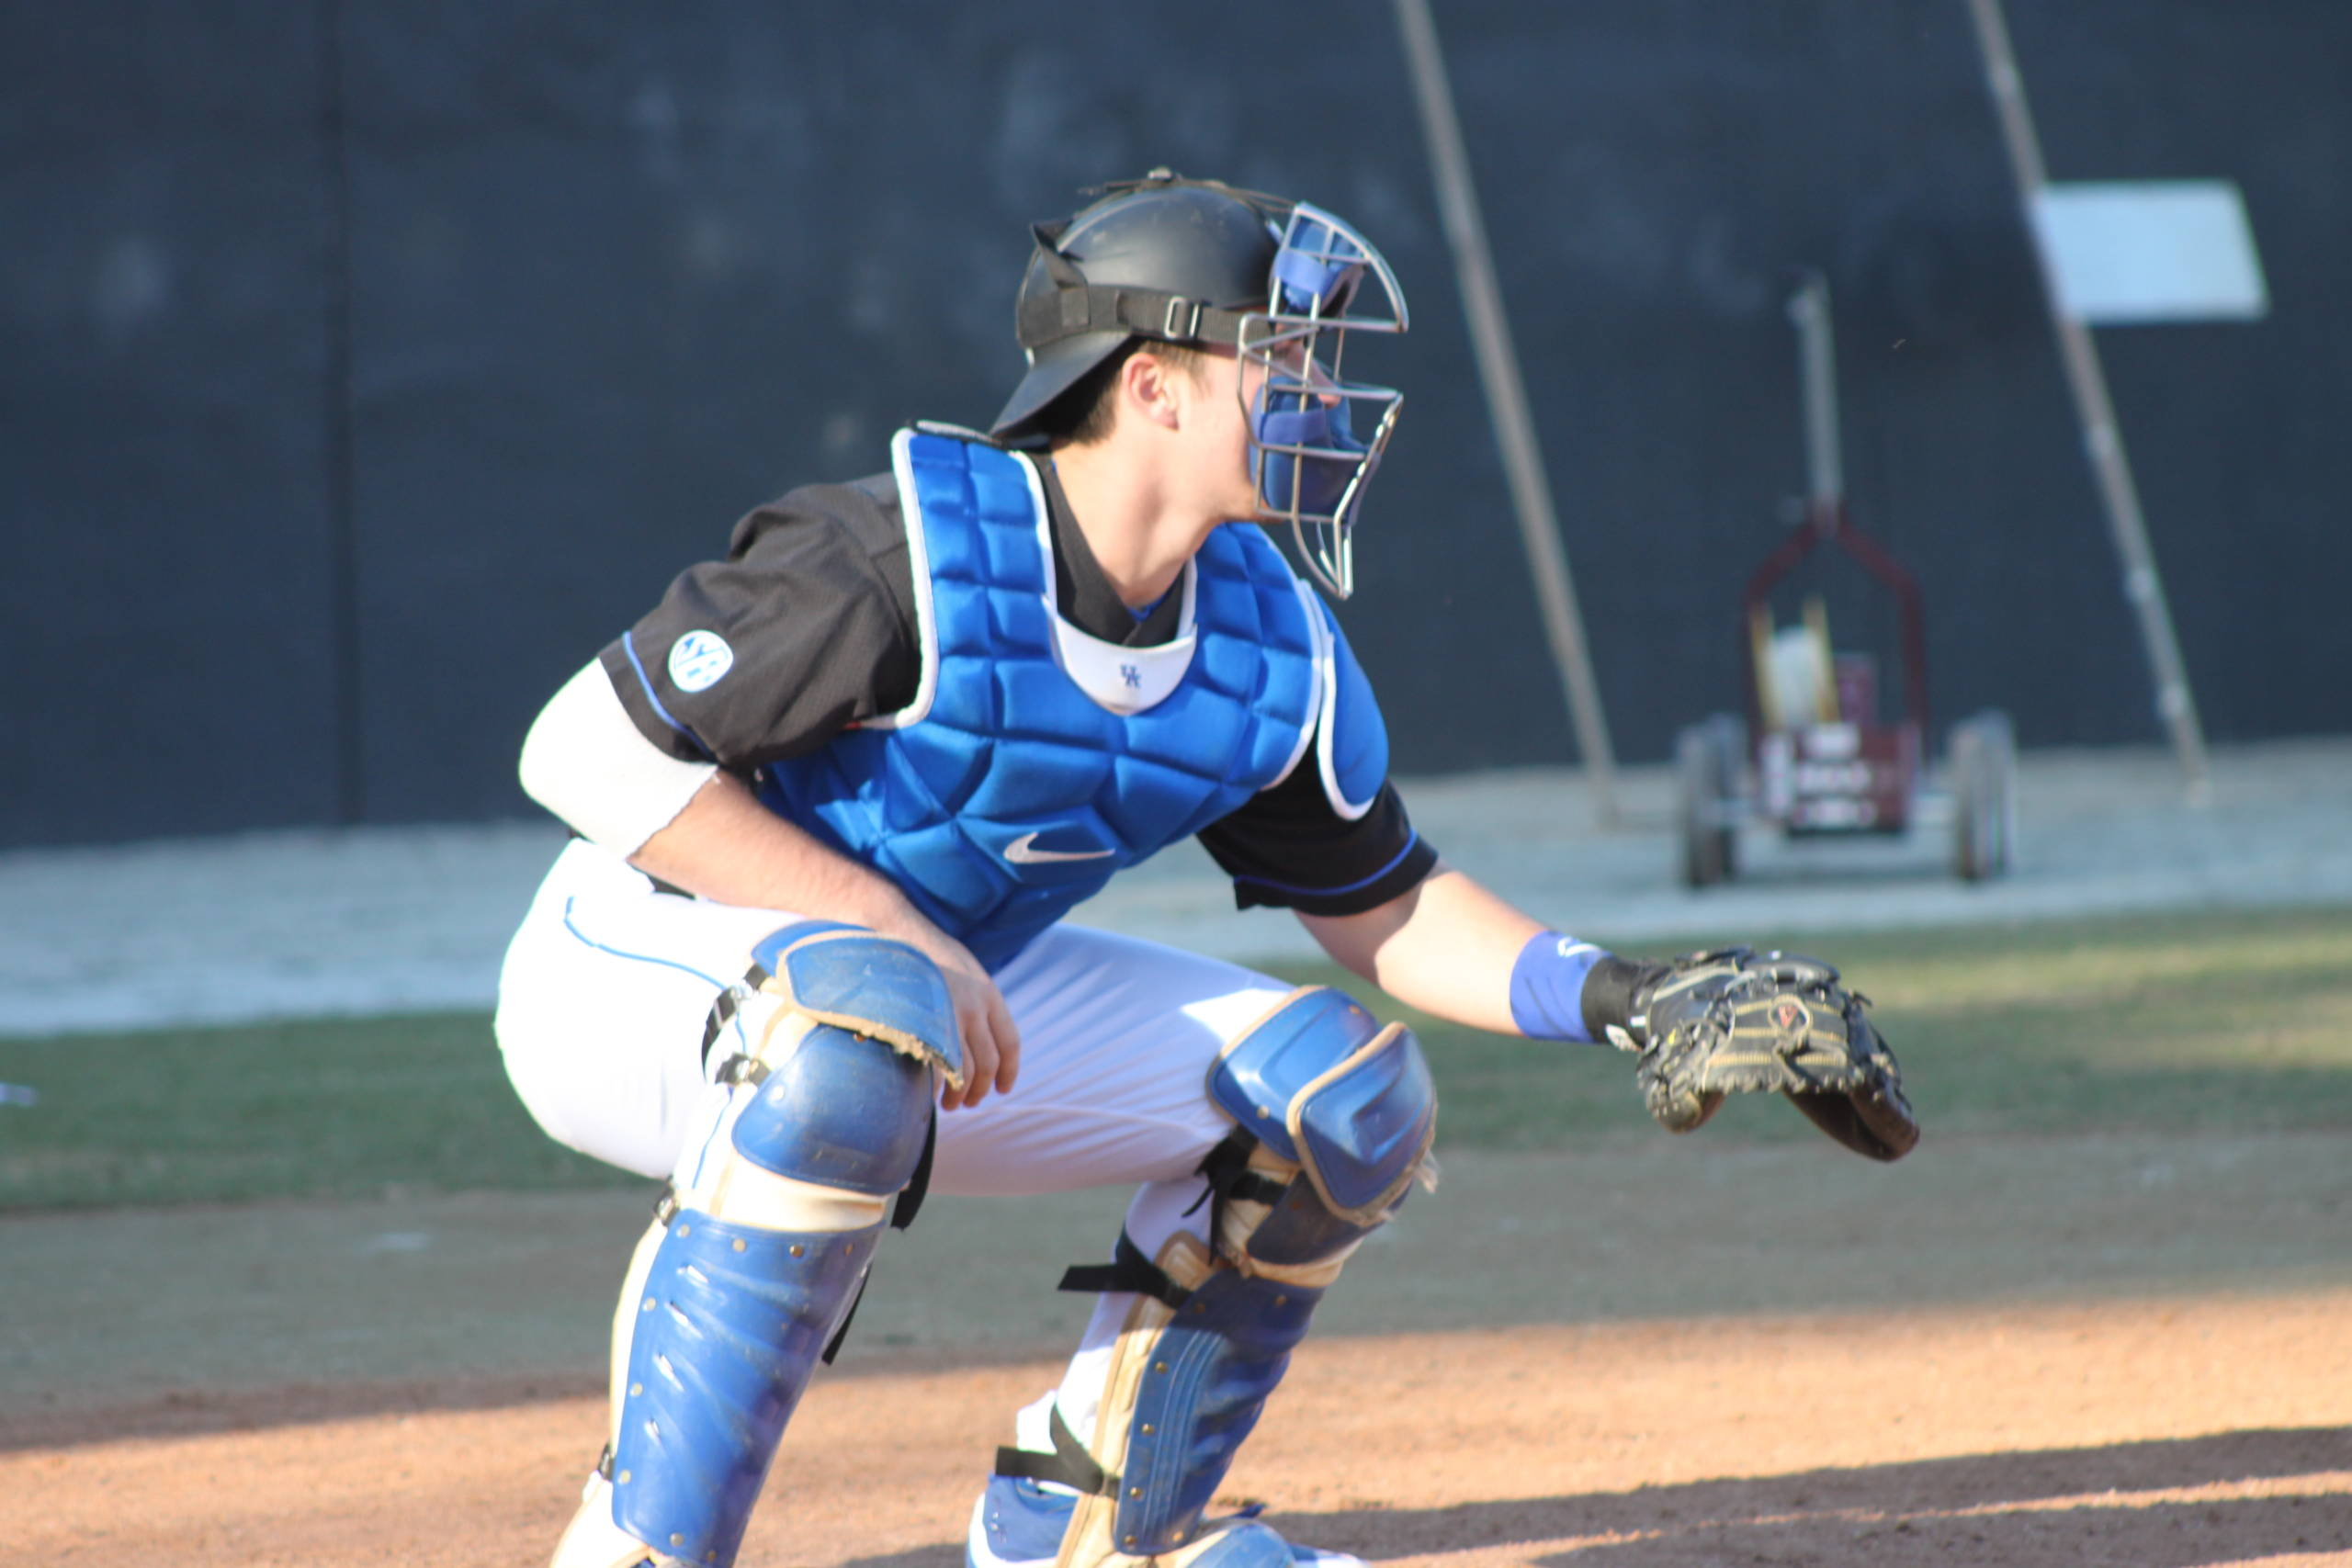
[596,479,921,768]
[1197,753,1440,916]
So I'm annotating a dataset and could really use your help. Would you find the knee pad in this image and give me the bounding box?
[1203,986,1437,1280]
[742,919,967,1092]
[683,920,962,1227]
[564,921,960,1568]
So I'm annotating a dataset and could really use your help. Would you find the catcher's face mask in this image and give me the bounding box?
[1239,204,1408,598]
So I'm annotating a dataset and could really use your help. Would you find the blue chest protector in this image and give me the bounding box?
[756,426,1389,971]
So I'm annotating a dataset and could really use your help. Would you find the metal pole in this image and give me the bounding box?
[315,0,366,826]
[1391,0,1622,827]
[1965,0,2211,797]
[1787,272,1844,509]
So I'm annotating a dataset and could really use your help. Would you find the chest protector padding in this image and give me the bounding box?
[759,428,1339,971]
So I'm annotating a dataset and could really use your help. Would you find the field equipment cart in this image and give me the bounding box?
[1677,272,2015,887]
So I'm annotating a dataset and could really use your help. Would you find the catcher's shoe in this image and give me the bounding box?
[967,1475,1365,1568]
[549,1473,684,1567]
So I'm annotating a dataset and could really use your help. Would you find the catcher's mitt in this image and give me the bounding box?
[1611,947,1919,1162]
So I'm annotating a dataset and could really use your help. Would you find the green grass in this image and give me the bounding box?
[0,1013,640,1211]
[3,906,2348,1212]
[1306,906,2352,1151]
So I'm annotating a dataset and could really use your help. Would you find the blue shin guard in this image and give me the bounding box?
[611,1215,885,1564]
[561,922,956,1568]
[979,987,1432,1568]
[1119,1268,1324,1553]
[970,1243,1343,1568]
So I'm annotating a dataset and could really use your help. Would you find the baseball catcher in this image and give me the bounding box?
[497,168,1917,1568]
[1590,946,1919,1160]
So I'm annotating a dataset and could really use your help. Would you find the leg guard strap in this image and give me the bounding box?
[1195,1128,1290,1213]
[1057,1230,1193,1311]
[1025,1232,1326,1563]
[1196,1129,1385,1272]
[992,1402,1116,1499]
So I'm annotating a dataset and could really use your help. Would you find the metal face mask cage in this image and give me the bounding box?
[1240,201,1409,598]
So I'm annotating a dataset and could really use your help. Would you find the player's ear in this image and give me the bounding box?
[1120,348,1184,432]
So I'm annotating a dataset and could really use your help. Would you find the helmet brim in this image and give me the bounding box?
[988,330,1131,442]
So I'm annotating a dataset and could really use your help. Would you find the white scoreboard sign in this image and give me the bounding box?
[2030,179,2269,324]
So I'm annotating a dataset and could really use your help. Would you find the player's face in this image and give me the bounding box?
[1188,347,1261,522]
[1192,340,1337,525]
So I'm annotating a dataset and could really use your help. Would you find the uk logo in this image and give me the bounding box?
[1120,663,1142,689]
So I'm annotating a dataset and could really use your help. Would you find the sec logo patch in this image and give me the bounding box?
[668,630,734,693]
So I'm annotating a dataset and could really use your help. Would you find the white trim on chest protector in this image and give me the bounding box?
[865,426,947,731]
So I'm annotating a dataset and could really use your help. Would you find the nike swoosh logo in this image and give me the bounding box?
[1004,832,1116,865]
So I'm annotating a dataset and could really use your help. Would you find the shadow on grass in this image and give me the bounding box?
[839,1427,2351,1568]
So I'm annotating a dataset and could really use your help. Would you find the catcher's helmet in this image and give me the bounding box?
[990,173,1283,441]
[992,170,1408,596]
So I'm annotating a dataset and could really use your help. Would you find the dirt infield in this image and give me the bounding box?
[12,1131,2352,1563]
[13,1290,2349,1566]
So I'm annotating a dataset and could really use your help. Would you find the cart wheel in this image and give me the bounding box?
[1951,709,2017,881]
[1677,714,1744,888]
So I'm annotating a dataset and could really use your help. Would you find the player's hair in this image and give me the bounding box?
[1037,338,1213,447]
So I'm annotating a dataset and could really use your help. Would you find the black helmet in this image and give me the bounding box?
[989,170,1286,441]
[991,170,1410,597]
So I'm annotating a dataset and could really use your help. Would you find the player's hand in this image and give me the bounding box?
[897,925,1020,1111]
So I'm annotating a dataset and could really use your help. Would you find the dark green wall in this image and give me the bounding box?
[5,2,2345,845]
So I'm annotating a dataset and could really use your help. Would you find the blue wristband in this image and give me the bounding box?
[1509,931,1607,1043]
